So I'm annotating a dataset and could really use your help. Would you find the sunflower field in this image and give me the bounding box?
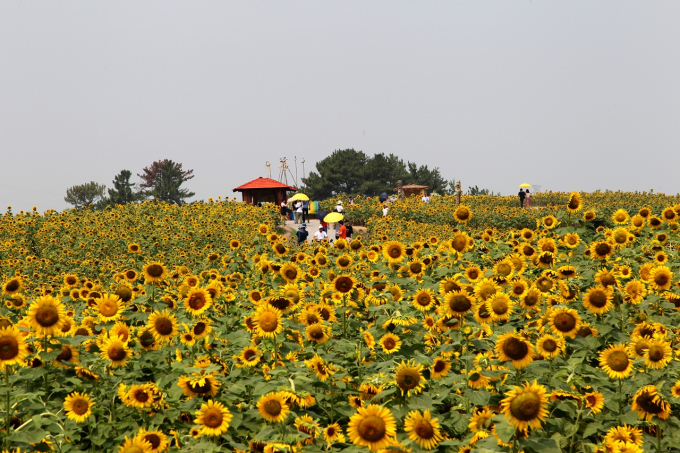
[1,193,680,453]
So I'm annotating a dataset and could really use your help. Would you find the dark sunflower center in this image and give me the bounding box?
[243,349,256,360]
[655,273,669,286]
[396,370,420,390]
[140,331,155,347]
[451,237,467,251]
[607,351,629,371]
[285,270,297,280]
[335,277,353,293]
[589,291,608,308]
[542,339,557,353]
[36,306,59,327]
[576,327,592,337]
[497,264,512,276]
[503,338,528,360]
[509,392,541,421]
[189,380,212,394]
[155,318,174,335]
[648,345,665,362]
[595,243,611,256]
[449,295,471,313]
[410,263,422,274]
[309,326,324,340]
[513,285,525,295]
[204,409,223,428]
[389,246,402,258]
[264,400,282,416]
[126,271,137,279]
[636,393,663,414]
[147,265,164,278]
[116,287,132,302]
[635,340,650,356]
[415,421,434,439]
[72,399,89,415]
[417,294,431,306]
[553,313,576,332]
[135,391,150,402]
[433,360,446,372]
[357,415,386,442]
[0,336,19,360]
[188,294,206,310]
[108,346,127,361]
[258,313,279,332]
[57,345,73,362]
[144,434,161,449]
[383,338,396,349]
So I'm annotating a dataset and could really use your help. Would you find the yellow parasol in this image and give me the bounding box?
[519,183,532,188]
[292,193,309,201]
[323,212,344,223]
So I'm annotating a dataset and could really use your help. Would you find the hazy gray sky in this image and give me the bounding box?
[2,1,680,212]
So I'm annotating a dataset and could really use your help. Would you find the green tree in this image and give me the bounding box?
[303,149,369,199]
[138,160,195,205]
[303,149,453,199]
[468,185,497,196]
[106,170,143,206]
[64,182,106,209]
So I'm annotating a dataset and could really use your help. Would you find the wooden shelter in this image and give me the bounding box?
[401,183,428,198]
[233,177,297,205]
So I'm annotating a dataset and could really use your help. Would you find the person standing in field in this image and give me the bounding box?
[525,189,531,208]
[301,199,309,223]
[280,200,289,220]
[338,220,347,239]
[345,221,353,239]
[422,193,430,203]
[296,223,309,244]
[314,225,327,241]
[518,189,526,208]
[295,200,303,224]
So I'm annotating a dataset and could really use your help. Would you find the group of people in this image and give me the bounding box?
[296,219,353,244]
[280,199,310,223]
[518,188,531,208]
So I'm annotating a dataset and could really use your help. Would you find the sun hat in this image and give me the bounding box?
[301,223,307,227]
[318,225,323,229]
[337,200,343,204]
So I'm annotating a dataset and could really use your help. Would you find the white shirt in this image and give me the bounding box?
[422,196,430,203]
[336,205,344,213]
[295,202,303,212]
[314,230,327,240]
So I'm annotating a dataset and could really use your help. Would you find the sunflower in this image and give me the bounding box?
[548,307,581,338]
[26,295,66,337]
[535,334,564,360]
[2,277,22,295]
[96,294,124,322]
[474,278,498,302]
[566,192,582,212]
[584,391,605,414]
[184,288,212,317]
[631,385,671,421]
[55,344,79,367]
[305,323,331,344]
[443,290,474,316]
[589,241,614,259]
[542,215,558,229]
[253,305,283,339]
[450,232,472,254]
[137,429,169,453]
[486,293,513,322]
[412,289,436,311]
[118,436,152,453]
[147,310,179,342]
[100,336,132,367]
[648,215,663,228]
[324,423,346,445]
[194,399,232,436]
[500,381,549,431]
[624,280,647,304]
[495,332,534,369]
[62,391,94,423]
[453,205,472,223]
[394,360,426,396]
[336,254,353,270]
[379,333,401,354]
[405,260,426,278]
[561,233,581,249]
[430,357,451,379]
[509,278,529,299]
[403,410,443,450]
[238,345,261,367]
[257,392,290,423]
[143,262,168,283]
[382,241,406,264]
[306,354,334,381]
[649,266,673,292]
[520,288,542,310]
[0,326,28,367]
[279,263,301,283]
[347,404,397,452]
[333,275,356,294]
[126,384,157,408]
[178,374,220,398]
[643,338,672,369]
[467,369,491,389]
[599,344,633,379]
[612,209,630,225]
[582,286,613,314]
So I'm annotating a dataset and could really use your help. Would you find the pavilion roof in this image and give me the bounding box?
[233,177,297,192]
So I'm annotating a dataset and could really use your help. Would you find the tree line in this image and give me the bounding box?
[301,149,456,200]
[64,159,195,209]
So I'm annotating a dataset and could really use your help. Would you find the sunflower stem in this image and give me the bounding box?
[511,429,518,453]
[547,359,553,392]
[657,423,662,453]
[43,335,49,398]
[568,410,582,453]
[5,366,10,450]
[618,379,623,415]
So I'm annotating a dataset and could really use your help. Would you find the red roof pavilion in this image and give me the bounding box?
[233,177,297,205]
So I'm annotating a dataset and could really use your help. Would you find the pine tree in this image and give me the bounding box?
[138,160,195,205]
[107,170,141,205]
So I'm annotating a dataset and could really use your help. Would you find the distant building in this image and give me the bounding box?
[233,177,297,205]
[400,184,428,198]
